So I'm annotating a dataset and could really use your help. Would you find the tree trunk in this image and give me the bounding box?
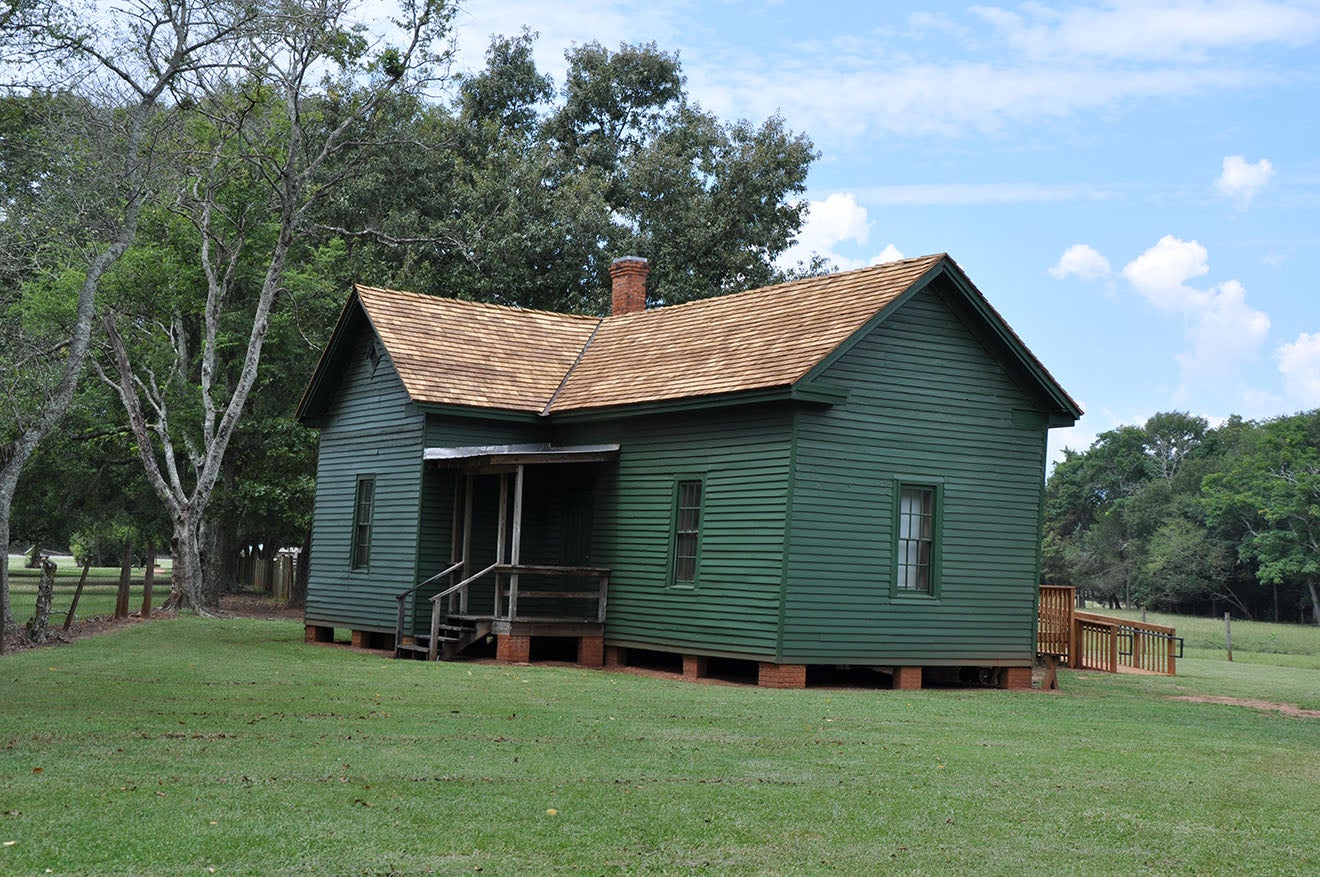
[162,512,214,616]
[203,519,232,605]
[1308,579,1320,626]
[0,499,12,639]
[27,556,57,644]
[141,541,155,618]
[115,539,133,619]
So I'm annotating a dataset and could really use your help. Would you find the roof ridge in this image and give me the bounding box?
[354,284,600,323]
[541,317,605,416]
[598,253,946,322]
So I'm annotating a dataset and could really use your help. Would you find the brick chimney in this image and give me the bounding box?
[609,256,649,316]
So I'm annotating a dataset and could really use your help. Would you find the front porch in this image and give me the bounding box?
[392,443,617,663]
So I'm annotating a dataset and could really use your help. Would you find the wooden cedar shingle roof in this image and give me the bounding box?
[355,285,598,412]
[548,255,943,411]
[342,254,1079,419]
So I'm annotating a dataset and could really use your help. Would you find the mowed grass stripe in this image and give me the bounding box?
[0,616,1317,875]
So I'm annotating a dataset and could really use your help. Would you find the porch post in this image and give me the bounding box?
[461,473,474,615]
[494,472,508,618]
[509,464,524,620]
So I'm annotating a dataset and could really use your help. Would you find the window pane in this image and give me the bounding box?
[897,485,935,593]
[673,480,702,584]
[352,478,374,570]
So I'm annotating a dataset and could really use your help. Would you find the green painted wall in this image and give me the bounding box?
[782,281,1049,665]
[559,408,793,660]
[305,330,427,633]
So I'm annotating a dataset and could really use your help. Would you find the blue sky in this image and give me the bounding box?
[368,0,1320,463]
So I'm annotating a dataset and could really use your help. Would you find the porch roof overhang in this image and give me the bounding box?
[423,442,620,469]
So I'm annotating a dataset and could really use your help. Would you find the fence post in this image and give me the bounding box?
[1108,623,1119,673]
[1224,612,1233,662]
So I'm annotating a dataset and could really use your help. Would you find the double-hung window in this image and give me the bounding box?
[895,483,939,595]
[671,479,703,586]
[351,477,375,570]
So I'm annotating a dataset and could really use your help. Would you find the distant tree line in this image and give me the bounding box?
[1044,410,1320,624]
[0,0,818,630]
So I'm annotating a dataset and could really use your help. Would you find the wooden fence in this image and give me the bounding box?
[236,549,299,602]
[1039,585,1178,676]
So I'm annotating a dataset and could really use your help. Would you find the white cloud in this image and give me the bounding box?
[1176,279,1271,384]
[1121,235,1211,311]
[1276,332,1320,406]
[860,182,1115,206]
[1120,236,1271,400]
[1050,244,1111,281]
[779,192,872,270]
[363,1,1320,150]
[973,1,1320,62]
[1215,155,1275,206]
[870,244,905,266]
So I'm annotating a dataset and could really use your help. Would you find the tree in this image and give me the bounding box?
[1204,411,1320,623]
[319,33,816,314]
[1043,414,1220,610]
[1137,519,1234,610]
[1142,411,1207,482]
[96,0,454,614]
[0,0,255,642]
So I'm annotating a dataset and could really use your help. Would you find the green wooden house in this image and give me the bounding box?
[296,254,1081,688]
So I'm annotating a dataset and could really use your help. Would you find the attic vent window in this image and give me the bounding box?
[366,339,382,373]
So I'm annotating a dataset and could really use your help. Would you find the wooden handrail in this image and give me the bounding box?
[396,560,466,603]
[395,560,466,654]
[430,562,500,603]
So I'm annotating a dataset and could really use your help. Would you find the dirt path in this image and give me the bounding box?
[1172,695,1320,719]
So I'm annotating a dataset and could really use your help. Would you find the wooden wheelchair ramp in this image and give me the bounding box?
[1039,585,1180,678]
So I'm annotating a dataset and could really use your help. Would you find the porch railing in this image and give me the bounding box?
[489,564,609,623]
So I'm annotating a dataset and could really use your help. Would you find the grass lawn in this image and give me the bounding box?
[1,617,1318,875]
[6,554,171,624]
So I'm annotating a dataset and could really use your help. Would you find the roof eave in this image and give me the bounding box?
[413,401,545,423]
[546,383,846,422]
[295,289,367,424]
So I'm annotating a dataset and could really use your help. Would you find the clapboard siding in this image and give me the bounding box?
[558,408,793,659]
[782,282,1048,664]
[306,330,426,633]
